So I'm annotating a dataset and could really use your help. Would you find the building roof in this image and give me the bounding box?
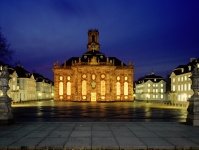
[61,50,126,66]
[136,73,165,84]
[14,65,32,78]
[172,58,199,76]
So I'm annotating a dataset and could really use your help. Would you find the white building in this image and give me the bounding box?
[14,65,37,102]
[0,63,54,102]
[170,58,199,104]
[135,73,167,101]
[33,73,54,100]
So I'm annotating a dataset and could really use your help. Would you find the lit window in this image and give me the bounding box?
[156,89,158,93]
[148,84,150,87]
[59,82,63,95]
[181,77,183,82]
[173,78,175,82]
[161,84,163,87]
[101,80,105,95]
[173,85,175,91]
[148,89,150,92]
[67,82,71,95]
[161,95,163,99]
[117,76,120,81]
[178,85,180,91]
[184,84,187,91]
[82,80,87,95]
[124,82,128,95]
[60,76,63,80]
[178,77,180,82]
[184,76,187,81]
[92,74,96,80]
[156,84,158,87]
[124,76,128,81]
[116,82,121,95]
[67,76,70,80]
[161,89,163,93]
[154,79,156,82]
[188,83,191,90]
[181,84,183,91]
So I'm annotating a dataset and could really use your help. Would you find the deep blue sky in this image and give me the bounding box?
[0,0,199,81]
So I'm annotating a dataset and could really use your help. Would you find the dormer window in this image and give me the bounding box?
[188,65,191,71]
[181,68,184,73]
[154,79,156,82]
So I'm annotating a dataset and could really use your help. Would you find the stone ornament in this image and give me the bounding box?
[0,66,13,124]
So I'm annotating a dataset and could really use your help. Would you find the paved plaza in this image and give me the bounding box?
[0,122,199,150]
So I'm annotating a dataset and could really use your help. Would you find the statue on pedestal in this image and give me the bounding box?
[186,65,199,126]
[0,66,13,124]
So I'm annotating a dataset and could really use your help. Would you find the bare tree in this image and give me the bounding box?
[0,29,14,65]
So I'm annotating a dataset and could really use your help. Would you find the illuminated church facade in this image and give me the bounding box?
[53,29,134,101]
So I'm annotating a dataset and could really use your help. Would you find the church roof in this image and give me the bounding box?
[61,50,126,66]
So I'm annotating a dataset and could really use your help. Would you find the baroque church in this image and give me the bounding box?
[53,29,134,101]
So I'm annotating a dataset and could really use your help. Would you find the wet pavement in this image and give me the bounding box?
[0,122,199,150]
[12,100,187,123]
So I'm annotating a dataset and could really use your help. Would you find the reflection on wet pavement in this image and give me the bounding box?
[12,100,187,122]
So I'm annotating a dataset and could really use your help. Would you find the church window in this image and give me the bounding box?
[92,35,95,42]
[67,82,71,95]
[60,76,63,80]
[92,74,96,80]
[67,76,70,80]
[101,80,105,95]
[116,82,121,95]
[59,82,63,95]
[82,74,86,79]
[101,74,105,79]
[124,82,128,95]
[82,80,87,95]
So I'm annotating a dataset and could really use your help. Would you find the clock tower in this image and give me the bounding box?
[87,29,100,51]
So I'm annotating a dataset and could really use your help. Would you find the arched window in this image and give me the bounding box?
[101,80,105,95]
[82,80,87,95]
[67,82,71,95]
[59,82,63,95]
[124,82,128,95]
[116,82,120,95]
[92,35,95,42]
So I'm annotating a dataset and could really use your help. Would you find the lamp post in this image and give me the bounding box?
[186,65,199,126]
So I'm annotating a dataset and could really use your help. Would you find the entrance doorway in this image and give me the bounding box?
[91,92,96,101]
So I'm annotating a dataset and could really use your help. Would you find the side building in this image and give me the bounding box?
[53,29,134,101]
[0,63,54,102]
[135,73,167,101]
[170,58,199,104]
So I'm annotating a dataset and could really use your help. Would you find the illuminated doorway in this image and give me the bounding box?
[91,92,96,101]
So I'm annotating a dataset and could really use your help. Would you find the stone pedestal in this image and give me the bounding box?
[186,65,199,126]
[0,66,14,124]
[0,97,13,124]
[186,96,199,126]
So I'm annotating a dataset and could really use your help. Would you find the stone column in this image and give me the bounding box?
[186,65,199,126]
[0,66,14,124]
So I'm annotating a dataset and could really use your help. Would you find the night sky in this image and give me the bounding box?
[0,0,199,81]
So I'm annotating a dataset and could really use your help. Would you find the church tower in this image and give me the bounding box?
[87,29,100,51]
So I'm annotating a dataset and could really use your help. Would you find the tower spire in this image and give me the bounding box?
[87,29,100,51]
